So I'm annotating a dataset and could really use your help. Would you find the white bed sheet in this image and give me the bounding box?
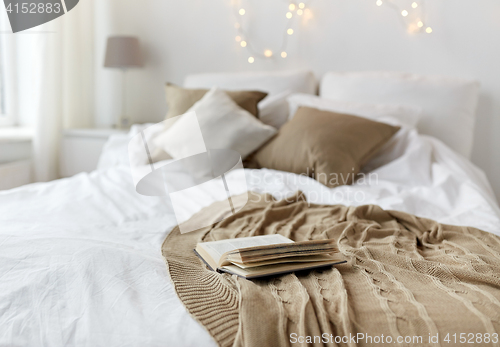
[1,128,499,346]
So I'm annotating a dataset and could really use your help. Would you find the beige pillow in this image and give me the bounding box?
[253,106,400,187]
[165,83,267,119]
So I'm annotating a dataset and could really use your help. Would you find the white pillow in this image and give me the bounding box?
[258,90,292,129]
[287,93,422,128]
[98,123,167,170]
[154,87,277,160]
[320,71,480,158]
[97,134,130,169]
[184,70,316,96]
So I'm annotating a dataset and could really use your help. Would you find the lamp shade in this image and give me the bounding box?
[104,36,143,69]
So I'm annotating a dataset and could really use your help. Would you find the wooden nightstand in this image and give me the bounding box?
[60,128,127,177]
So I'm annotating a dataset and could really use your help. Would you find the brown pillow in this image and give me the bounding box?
[165,83,267,119]
[253,106,400,187]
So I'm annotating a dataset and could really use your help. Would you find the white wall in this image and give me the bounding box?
[94,0,500,200]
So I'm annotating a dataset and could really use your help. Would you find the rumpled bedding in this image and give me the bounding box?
[0,127,499,346]
[163,191,500,347]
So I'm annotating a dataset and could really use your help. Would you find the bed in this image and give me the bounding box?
[1,71,499,346]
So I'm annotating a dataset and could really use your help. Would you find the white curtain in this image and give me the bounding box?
[35,1,95,182]
[3,1,95,182]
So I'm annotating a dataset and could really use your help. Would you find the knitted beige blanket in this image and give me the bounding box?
[162,192,500,347]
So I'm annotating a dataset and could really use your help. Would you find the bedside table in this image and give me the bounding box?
[0,127,34,190]
[60,128,127,177]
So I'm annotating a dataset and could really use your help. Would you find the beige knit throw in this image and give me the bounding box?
[162,192,500,347]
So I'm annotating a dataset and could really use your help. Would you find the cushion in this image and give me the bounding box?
[165,83,267,119]
[320,71,480,158]
[258,90,293,129]
[155,87,277,161]
[253,106,400,188]
[287,93,422,128]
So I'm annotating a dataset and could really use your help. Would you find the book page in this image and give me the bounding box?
[230,254,341,269]
[220,258,346,279]
[199,235,293,265]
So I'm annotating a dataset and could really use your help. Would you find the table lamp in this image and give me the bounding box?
[104,36,143,128]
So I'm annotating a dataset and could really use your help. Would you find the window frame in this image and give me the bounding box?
[0,9,16,127]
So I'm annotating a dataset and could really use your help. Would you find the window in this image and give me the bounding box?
[0,11,13,127]
[0,36,5,116]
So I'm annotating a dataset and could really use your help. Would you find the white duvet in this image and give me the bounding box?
[1,128,499,347]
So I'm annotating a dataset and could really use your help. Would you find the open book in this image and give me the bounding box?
[194,234,346,279]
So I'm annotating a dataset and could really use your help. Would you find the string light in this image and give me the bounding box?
[234,1,430,63]
[303,8,313,21]
[233,1,309,62]
[376,0,432,34]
